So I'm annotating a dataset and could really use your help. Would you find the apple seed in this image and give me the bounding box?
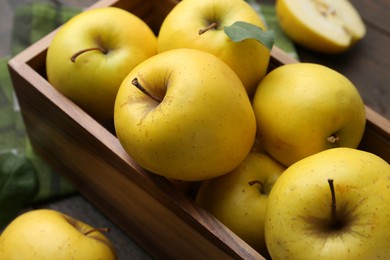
[314,0,351,36]
[315,1,337,17]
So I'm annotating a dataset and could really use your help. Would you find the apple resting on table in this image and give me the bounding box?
[114,48,256,181]
[276,0,366,53]
[196,152,285,257]
[46,7,157,121]
[157,0,272,97]
[265,148,390,259]
[0,209,116,259]
[252,63,366,167]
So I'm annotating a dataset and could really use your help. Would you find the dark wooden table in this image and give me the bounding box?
[262,0,390,121]
[2,0,389,259]
[296,0,390,121]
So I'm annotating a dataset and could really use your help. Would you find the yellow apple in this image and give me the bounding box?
[195,152,285,257]
[157,0,272,97]
[114,48,256,181]
[265,148,390,259]
[276,0,366,53]
[46,7,157,121]
[252,63,366,167]
[0,209,116,259]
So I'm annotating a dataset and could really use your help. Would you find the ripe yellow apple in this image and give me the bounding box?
[276,0,366,53]
[0,209,116,259]
[196,152,285,257]
[46,7,157,121]
[252,63,366,167]
[157,0,271,97]
[114,48,256,181]
[265,148,390,259]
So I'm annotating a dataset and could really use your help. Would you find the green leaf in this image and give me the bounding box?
[0,152,38,229]
[224,21,275,50]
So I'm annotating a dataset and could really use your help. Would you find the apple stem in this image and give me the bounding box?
[199,22,218,35]
[328,178,338,227]
[132,77,162,103]
[84,227,110,236]
[327,134,339,144]
[248,180,265,194]
[70,47,108,62]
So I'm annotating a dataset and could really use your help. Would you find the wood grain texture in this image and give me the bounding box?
[352,0,390,33]
[9,55,263,260]
[8,1,264,258]
[261,0,390,120]
[7,0,390,259]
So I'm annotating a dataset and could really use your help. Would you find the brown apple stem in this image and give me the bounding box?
[84,227,110,236]
[328,178,338,227]
[198,22,218,35]
[132,78,162,103]
[70,47,108,62]
[327,134,339,144]
[249,180,265,194]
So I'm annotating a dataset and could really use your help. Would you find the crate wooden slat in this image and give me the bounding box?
[7,0,390,259]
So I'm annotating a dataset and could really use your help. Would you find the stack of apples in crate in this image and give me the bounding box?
[2,0,389,259]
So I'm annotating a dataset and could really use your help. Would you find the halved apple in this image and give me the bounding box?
[276,0,366,53]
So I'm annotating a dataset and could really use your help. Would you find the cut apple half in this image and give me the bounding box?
[276,0,366,53]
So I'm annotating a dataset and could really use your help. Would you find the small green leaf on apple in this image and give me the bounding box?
[224,21,274,50]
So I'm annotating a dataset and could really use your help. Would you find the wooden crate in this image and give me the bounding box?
[7,0,390,259]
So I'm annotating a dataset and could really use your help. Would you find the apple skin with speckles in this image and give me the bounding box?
[265,148,390,259]
[157,0,271,97]
[0,209,116,259]
[114,48,256,181]
[46,7,157,121]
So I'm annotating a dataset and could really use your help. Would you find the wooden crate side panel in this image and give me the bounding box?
[359,107,390,163]
[88,0,178,35]
[6,0,390,258]
[8,59,263,259]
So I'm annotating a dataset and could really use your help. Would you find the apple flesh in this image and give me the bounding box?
[0,209,116,259]
[265,148,390,259]
[276,0,366,53]
[252,63,366,167]
[114,48,256,181]
[196,152,285,257]
[46,7,157,121]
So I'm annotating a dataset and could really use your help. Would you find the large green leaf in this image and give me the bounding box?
[0,152,38,229]
[224,21,275,50]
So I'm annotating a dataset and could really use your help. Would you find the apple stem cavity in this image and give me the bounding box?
[132,77,162,103]
[70,47,108,62]
[199,22,218,35]
[249,180,266,194]
[84,227,110,236]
